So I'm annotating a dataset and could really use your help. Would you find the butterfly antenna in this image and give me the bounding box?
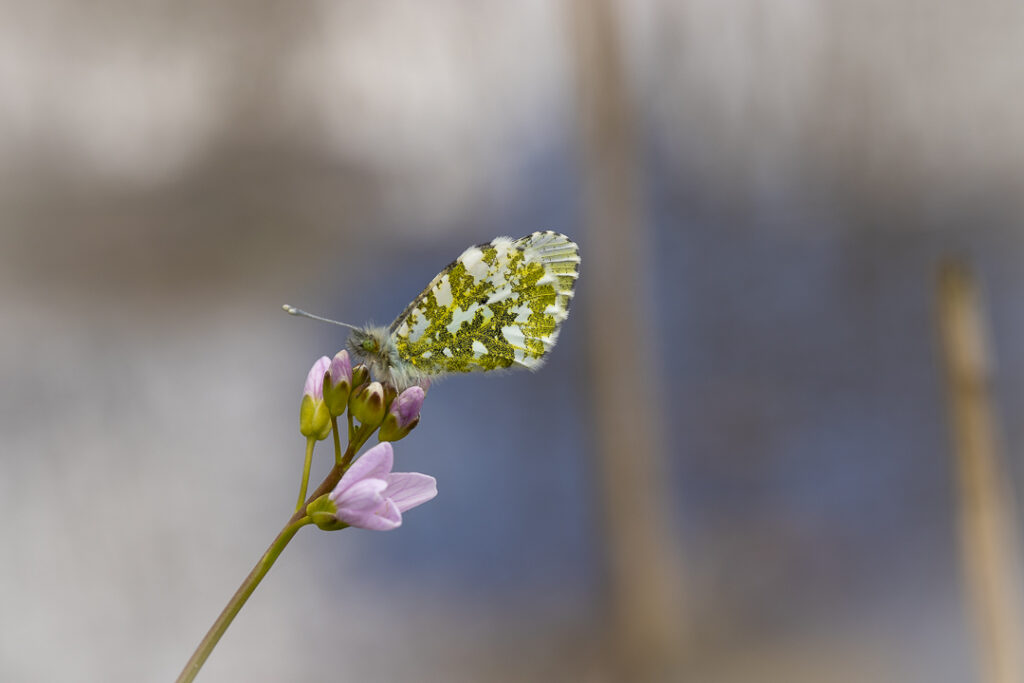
[282,305,360,331]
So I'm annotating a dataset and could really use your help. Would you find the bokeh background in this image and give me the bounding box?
[3,1,1024,681]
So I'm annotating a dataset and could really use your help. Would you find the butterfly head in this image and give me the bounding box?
[347,326,397,383]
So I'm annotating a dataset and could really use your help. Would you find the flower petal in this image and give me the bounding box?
[328,350,352,384]
[350,499,403,531]
[332,478,387,516]
[384,473,438,512]
[332,442,394,497]
[304,356,331,400]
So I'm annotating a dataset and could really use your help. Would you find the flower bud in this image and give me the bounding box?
[323,350,353,417]
[303,356,330,400]
[351,363,370,390]
[383,382,398,410]
[349,381,386,428]
[378,385,425,442]
[299,357,332,440]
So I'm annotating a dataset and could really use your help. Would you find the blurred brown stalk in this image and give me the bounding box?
[567,0,686,680]
[937,260,1024,683]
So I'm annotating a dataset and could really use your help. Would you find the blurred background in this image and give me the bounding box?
[3,1,1024,681]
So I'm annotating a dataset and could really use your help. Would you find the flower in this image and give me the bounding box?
[323,350,353,416]
[299,356,332,440]
[378,385,425,442]
[319,442,437,531]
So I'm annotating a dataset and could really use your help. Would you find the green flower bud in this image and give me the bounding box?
[349,381,386,429]
[299,394,332,440]
[351,363,370,390]
[383,382,398,410]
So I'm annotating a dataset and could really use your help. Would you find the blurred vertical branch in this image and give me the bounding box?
[566,1,685,680]
[936,260,1024,683]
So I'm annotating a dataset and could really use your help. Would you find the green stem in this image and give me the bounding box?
[295,438,315,513]
[175,516,312,683]
[340,425,373,470]
[331,416,343,466]
[287,428,375,524]
[177,427,379,683]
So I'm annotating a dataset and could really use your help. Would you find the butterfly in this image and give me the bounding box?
[287,232,579,389]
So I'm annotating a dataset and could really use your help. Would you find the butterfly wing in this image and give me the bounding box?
[388,231,580,378]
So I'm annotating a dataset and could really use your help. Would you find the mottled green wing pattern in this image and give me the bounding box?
[388,231,579,377]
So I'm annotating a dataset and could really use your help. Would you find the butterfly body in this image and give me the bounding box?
[348,231,580,388]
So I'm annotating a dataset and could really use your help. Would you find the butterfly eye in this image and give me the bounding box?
[362,339,377,353]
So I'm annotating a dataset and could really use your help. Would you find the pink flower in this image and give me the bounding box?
[328,442,437,531]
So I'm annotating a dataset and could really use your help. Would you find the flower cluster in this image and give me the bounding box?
[297,350,435,531]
